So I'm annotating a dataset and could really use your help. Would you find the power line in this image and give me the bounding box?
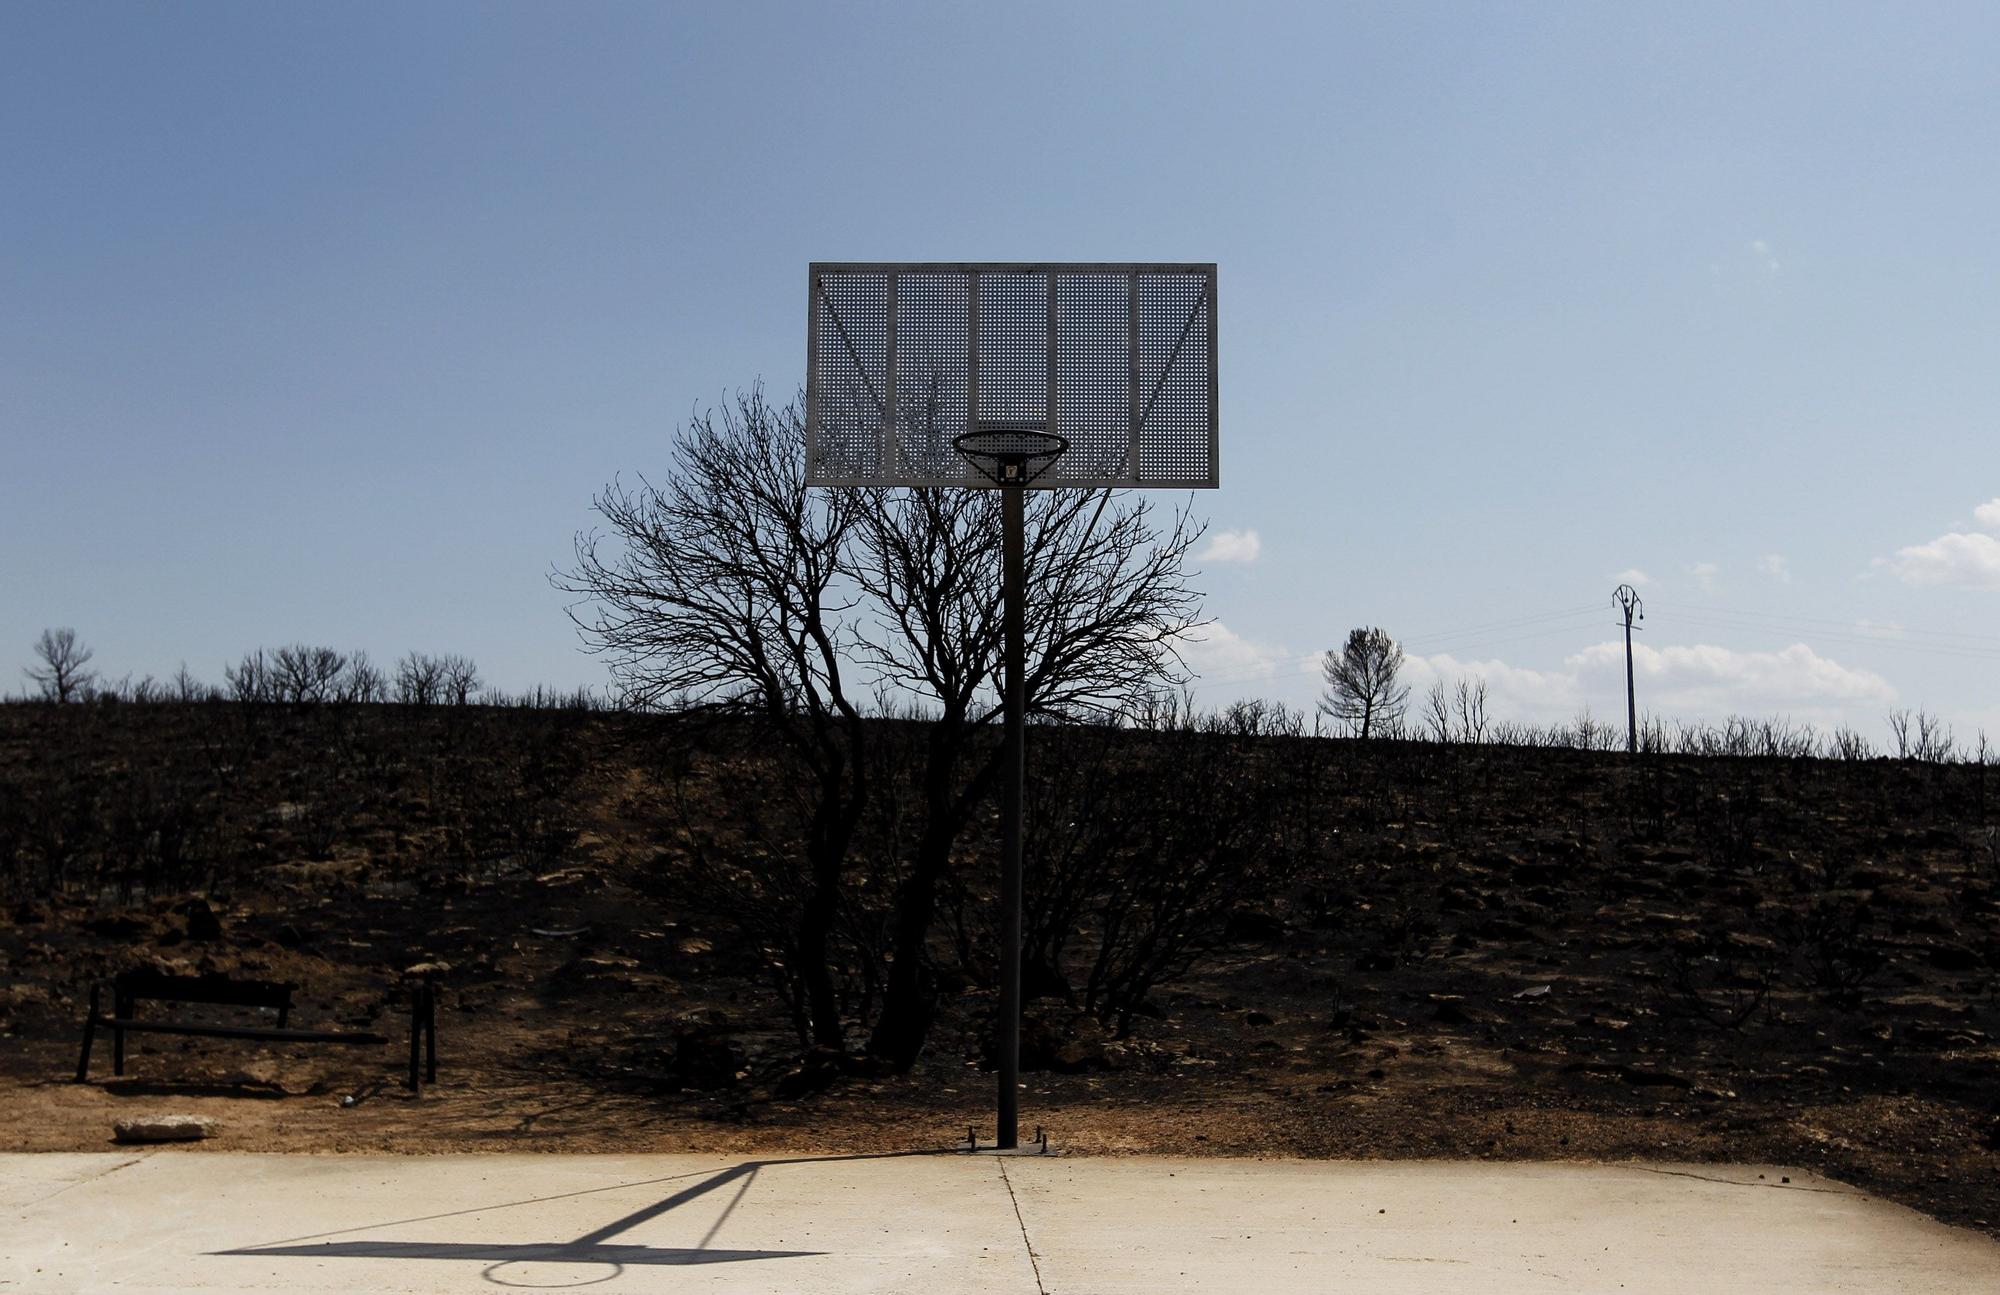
[1402,613,1608,656]
[1189,602,1643,689]
[1189,607,1619,689]
[1649,600,2000,648]
[1186,594,2000,694]
[1655,607,2000,665]
[1398,603,1605,649]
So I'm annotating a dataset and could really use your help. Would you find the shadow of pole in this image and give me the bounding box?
[212,1148,956,1285]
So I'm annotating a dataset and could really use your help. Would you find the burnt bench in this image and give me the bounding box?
[76,969,438,1093]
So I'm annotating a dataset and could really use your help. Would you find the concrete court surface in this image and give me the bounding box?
[4,1152,1999,1293]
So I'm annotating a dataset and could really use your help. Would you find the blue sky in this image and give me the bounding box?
[5,3,1998,740]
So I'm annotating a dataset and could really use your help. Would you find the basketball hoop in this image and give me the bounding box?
[953,420,1069,486]
[804,261,1218,1154]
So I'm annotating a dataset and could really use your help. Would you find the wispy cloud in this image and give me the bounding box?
[1756,553,1791,582]
[1750,238,1781,275]
[1175,619,1290,682]
[1689,562,1719,594]
[1405,638,1894,726]
[1614,568,1651,588]
[1974,497,2000,531]
[1198,528,1262,564]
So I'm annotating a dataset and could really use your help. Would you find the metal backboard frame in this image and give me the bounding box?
[807,262,1218,489]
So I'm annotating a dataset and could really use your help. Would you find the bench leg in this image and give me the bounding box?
[75,985,100,1083]
[424,983,437,1084]
[407,987,423,1095]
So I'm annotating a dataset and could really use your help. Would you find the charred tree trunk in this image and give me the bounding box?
[795,746,865,1051]
[867,724,977,1071]
[795,830,847,1050]
[866,814,953,1069]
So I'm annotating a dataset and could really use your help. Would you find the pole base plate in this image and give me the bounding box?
[954,1125,1053,1155]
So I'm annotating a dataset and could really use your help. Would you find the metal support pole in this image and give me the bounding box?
[1623,616,1636,754]
[998,481,1025,1150]
[1613,584,1643,755]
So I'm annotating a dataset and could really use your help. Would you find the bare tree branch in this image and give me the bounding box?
[25,629,97,703]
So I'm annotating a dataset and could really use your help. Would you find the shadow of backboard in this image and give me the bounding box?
[211,1151,953,1284]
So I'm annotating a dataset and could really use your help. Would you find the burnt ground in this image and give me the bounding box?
[1,704,1997,1239]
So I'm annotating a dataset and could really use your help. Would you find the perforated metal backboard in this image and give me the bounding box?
[807,262,1218,489]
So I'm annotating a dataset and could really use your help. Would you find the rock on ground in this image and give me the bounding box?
[113,1115,215,1143]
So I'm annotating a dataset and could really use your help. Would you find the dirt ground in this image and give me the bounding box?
[5,851,1997,1240]
[3,709,1997,1241]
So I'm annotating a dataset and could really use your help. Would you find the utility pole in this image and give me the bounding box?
[1613,584,1644,753]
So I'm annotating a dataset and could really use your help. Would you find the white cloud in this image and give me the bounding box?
[1614,568,1651,588]
[1854,618,1904,640]
[1751,239,1781,275]
[1405,639,1895,727]
[1874,499,2000,590]
[1404,652,1582,721]
[1197,528,1262,564]
[1875,531,2000,590]
[1689,562,1719,594]
[1568,640,1895,713]
[1756,553,1791,582]
[1175,620,1293,684]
